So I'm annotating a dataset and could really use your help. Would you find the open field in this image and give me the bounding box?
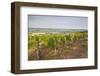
[28,31,88,60]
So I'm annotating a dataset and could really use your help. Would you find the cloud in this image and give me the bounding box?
[28,15,88,29]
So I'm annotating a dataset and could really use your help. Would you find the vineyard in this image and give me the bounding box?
[28,32,88,60]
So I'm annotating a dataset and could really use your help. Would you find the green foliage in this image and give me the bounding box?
[28,32,88,50]
[46,35,55,48]
[28,35,36,49]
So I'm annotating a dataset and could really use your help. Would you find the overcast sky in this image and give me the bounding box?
[28,15,88,29]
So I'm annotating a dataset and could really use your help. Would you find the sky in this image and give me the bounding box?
[28,15,88,29]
